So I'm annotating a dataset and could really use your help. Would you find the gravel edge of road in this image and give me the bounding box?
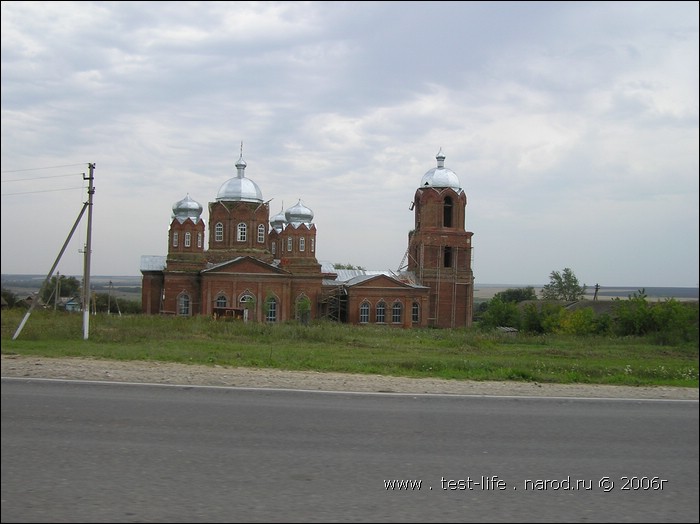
[2,354,698,400]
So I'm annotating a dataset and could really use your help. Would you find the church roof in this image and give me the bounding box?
[216,151,263,203]
[419,148,461,190]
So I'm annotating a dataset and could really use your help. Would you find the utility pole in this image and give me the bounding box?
[82,164,95,340]
[115,289,122,317]
[13,176,91,340]
[54,271,60,311]
[107,280,112,315]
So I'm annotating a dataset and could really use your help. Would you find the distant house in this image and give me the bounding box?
[61,297,82,312]
[23,295,44,308]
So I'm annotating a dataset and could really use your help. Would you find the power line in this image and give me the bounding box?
[2,173,83,183]
[1,186,86,197]
[1,163,86,174]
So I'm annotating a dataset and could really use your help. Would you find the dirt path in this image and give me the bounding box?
[2,354,697,400]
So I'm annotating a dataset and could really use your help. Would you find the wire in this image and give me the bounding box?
[1,173,83,183]
[1,187,85,196]
[1,163,86,174]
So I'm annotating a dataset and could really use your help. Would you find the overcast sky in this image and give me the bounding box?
[1,1,698,287]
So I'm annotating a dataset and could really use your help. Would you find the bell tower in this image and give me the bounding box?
[407,150,474,328]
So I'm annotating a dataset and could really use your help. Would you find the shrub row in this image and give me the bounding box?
[477,291,698,345]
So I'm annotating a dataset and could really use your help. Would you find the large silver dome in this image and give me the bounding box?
[216,154,263,203]
[419,149,461,190]
[172,194,203,223]
[285,199,314,226]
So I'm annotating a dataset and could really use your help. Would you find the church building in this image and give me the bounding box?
[141,149,474,328]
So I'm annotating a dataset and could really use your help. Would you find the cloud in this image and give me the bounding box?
[2,1,698,287]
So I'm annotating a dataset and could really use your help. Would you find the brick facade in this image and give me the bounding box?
[141,151,473,328]
[406,158,475,328]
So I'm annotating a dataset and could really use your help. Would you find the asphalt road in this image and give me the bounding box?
[2,378,698,523]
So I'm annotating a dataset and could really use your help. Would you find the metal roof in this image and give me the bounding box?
[419,149,462,190]
[140,255,166,271]
[216,153,263,203]
[319,262,425,288]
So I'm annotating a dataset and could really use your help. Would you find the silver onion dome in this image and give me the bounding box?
[285,199,314,226]
[270,207,288,232]
[419,148,461,190]
[172,194,203,223]
[216,153,263,203]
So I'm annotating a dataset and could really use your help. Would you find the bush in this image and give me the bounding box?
[649,299,699,345]
[493,287,537,303]
[556,307,597,336]
[612,291,654,336]
[480,298,520,330]
[611,292,698,345]
[1,287,24,309]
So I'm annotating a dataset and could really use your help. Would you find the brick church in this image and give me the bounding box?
[141,148,474,328]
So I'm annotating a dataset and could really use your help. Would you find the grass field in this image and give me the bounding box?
[2,309,697,388]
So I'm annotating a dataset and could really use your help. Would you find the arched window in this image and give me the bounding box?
[412,302,420,323]
[240,293,255,308]
[266,297,277,323]
[178,293,190,316]
[287,236,293,252]
[271,241,277,256]
[197,232,203,248]
[376,301,386,323]
[237,223,247,242]
[311,238,315,252]
[299,237,305,252]
[443,196,453,228]
[359,301,370,323]
[257,224,265,243]
[392,301,402,324]
[216,295,227,308]
[172,232,179,247]
[184,232,191,247]
[215,222,224,242]
[240,293,255,320]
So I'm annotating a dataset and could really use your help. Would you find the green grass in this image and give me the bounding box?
[1,309,698,387]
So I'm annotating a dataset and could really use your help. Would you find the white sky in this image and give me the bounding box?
[1,1,698,287]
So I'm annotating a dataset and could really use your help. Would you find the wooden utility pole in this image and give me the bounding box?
[54,271,60,311]
[82,164,95,340]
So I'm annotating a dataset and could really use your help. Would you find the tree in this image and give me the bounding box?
[295,296,311,324]
[480,297,520,329]
[520,302,564,334]
[540,268,586,301]
[39,275,81,306]
[1,287,22,308]
[493,286,537,303]
[333,263,366,270]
